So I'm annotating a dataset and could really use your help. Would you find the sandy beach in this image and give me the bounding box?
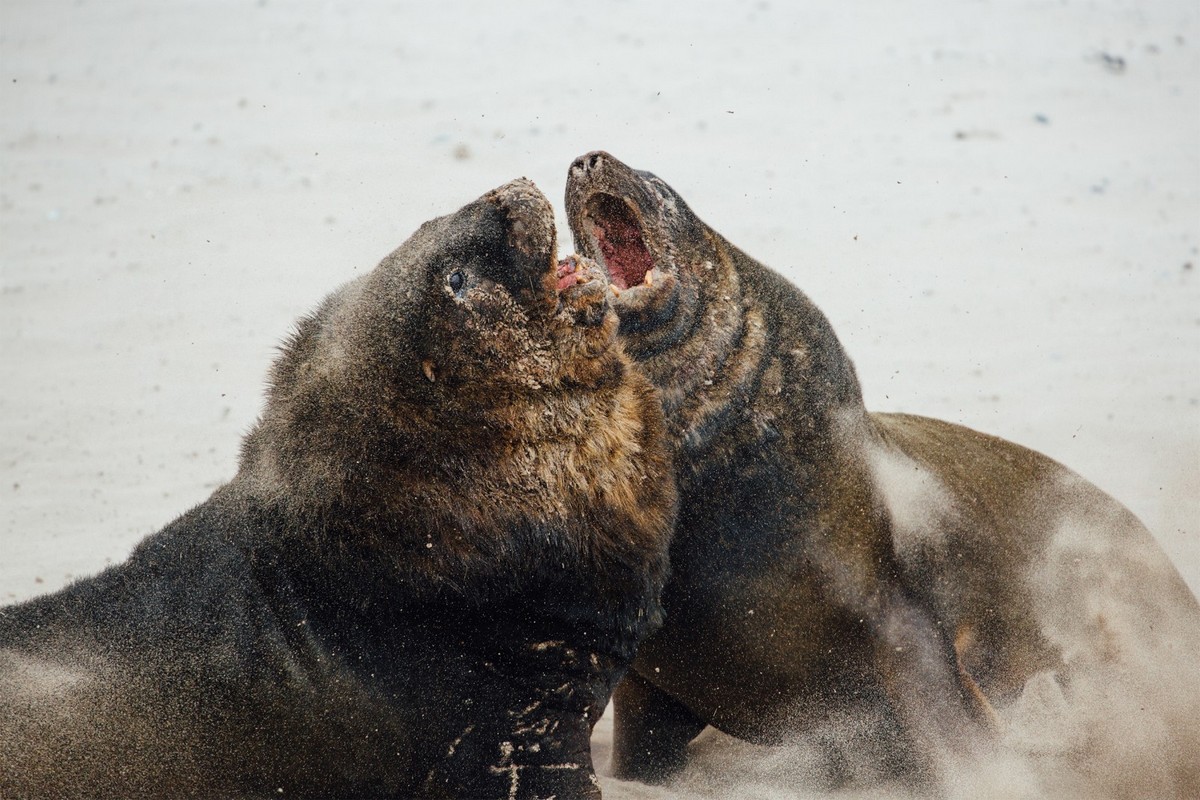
[3,1,1197,796]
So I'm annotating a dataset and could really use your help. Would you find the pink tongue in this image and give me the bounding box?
[556,258,579,292]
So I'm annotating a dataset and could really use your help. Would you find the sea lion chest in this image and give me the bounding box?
[637,386,886,739]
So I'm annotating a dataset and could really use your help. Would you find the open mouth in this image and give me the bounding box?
[556,255,607,292]
[556,256,587,292]
[554,255,611,329]
[584,194,654,291]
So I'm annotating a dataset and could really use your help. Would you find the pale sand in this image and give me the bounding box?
[2,1,1197,797]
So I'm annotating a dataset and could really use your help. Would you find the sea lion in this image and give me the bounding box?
[565,151,1200,793]
[0,178,676,799]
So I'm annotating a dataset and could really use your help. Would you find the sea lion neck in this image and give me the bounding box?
[234,366,672,604]
[236,297,621,512]
[235,291,665,594]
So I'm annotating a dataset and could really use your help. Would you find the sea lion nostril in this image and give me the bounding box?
[573,152,604,174]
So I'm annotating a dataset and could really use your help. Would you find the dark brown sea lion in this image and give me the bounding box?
[565,152,1200,794]
[0,179,676,799]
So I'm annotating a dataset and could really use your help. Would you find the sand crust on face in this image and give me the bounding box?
[3,1,1197,797]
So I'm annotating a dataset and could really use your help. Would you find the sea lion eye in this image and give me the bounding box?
[448,270,465,294]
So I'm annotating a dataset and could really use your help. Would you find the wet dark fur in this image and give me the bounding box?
[565,152,1200,791]
[0,179,676,798]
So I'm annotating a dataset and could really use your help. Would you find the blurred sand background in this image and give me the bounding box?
[2,1,1197,797]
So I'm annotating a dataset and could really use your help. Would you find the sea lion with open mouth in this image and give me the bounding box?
[566,151,1200,793]
[0,178,676,799]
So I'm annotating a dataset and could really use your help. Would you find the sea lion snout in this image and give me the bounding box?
[480,177,558,301]
[569,150,611,180]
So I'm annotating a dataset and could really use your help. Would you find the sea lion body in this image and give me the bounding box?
[1,179,676,798]
[566,152,1200,792]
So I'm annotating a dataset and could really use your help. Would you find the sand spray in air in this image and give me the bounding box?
[597,473,1200,800]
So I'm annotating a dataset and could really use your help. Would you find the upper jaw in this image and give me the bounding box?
[483,178,560,308]
[486,178,557,265]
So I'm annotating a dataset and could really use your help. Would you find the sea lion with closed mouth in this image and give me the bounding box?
[0,178,676,799]
[565,151,1200,793]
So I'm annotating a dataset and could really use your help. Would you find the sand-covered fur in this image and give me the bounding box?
[0,179,676,798]
[566,151,1200,796]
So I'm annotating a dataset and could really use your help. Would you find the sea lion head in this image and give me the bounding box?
[566,151,764,453]
[243,178,635,520]
[364,177,619,398]
[566,151,726,358]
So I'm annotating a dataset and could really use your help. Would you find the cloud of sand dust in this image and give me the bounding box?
[596,469,1200,800]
